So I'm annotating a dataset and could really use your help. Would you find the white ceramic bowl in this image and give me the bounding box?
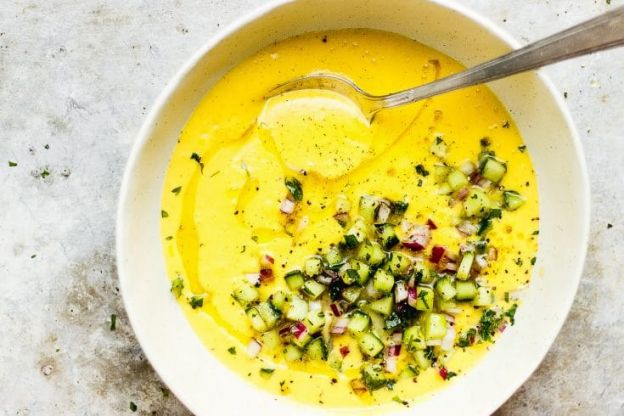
[116,0,589,414]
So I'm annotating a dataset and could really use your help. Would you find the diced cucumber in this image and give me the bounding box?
[389,200,409,224]
[503,190,526,211]
[386,252,412,276]
[435,277,457,301]
[304,310,326,334]
[283,344,303,361]
[480,154,507,183]
[413,349,432,369]
[361,364,387,390]
[384,312,403,331]
[303,256,324,277]
[412,262,432,284]
[305,337,328,361]
[342,286,362,304]
[339,264,359,285]
[302,279,326,300]
[257,301,281,329]
[358,332,384,358]
[357,240,386,266]
[324,246,344,270]
[424,313,448,339]
[375,223,399,249]
[359,195,380,223]
[437,183,453,195]
[403,325,426,351]
[327,348,344,371]
[438,299,459,313]
[447,169,469,191]
[260,329,281,350]
[415,286,435,311]
[348,259,371,285]
[373,269,395,293]
[347,310,371,334]
[430,136,448,158]
[344,218,367,248]
[232,284,259,306]
[269,290,289,313]
[286,295,308,321]
[292,328,312,348]
[284,270,305,291]
[259,368,275,379]
[457,252,475,280]
[246,307,268,332]
[463,188,490,217]
[473,286,494,306]
[399,364,419,379]
[434,164,451,183]
[368,296,394,316]
[455,280,478,301]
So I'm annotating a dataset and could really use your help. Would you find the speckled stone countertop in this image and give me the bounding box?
[1,0,622,414]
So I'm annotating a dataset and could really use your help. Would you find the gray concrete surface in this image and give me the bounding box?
[1,0,622,414]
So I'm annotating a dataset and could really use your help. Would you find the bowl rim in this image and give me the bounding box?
[116,0,590,414]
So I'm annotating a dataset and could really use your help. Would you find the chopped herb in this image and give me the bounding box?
[161,210,169,218]
[530,256,536,265]
[424,346,436,362]
[8,161,17,167]
[456,328,477,348]
[284,177,303,201]
[435,136,443,145]
[477,208,502,235]
[260,368,275,379]
[418,289,430,309]
[480,137,491,147]
[228,346,237,355]
[564,91,568,98]
[31,254,36,259]
[504,292,510,302]
[606,0,611,4]
[171,186,182,195]
[446,371,458,380]
[392,396,409,406]
[190,152,204,172]
[210,170,220,177]
[165,236,173,241]
[504,304,519,325]
[478,309,503,341]
[502,121,510,128]
[110,314,117,331]
[518,145,527,152]
[417,179,423,187]
[532,230,540,235]
[240,245,246,253]
[514,257,523,266]
[415,164,430,177]
[40,169,50,178]
[607,223,613,229]
[170,277,184,298]
[188,296,204,309]
[129,402,137,412]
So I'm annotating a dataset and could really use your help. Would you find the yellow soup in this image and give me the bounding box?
[160,29,538,411]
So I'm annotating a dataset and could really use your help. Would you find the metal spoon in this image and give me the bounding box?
[268,6,624,120]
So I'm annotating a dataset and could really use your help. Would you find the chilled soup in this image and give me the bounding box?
[160,29,538,409]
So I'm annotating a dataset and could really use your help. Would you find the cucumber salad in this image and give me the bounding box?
[225,148,525,395]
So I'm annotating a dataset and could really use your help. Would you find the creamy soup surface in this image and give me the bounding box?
[160,29,538,410]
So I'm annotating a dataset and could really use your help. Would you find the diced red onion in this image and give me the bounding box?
[442,261,457,272]
[366,280,380,298]
[309,300,322,311]
[499,323,507,333]
[407,287,418,308]
[280,198,295,214]
[246,273,260,286]
[430,246,446,263]
[470,172,482,184]
[330,303,342,317]
[402,225,431,251]
[459,160,476,176]
[475,254,489,269]
[401,219,413,233]
[456,187,469,201]
[457,221,477,236]
[426,218,438,230]
[384,356,397,373]
[259,268,273,282]
[246,338,262,357]
[340,346,350,357]
[426,339,442,346]
[394,281,408,303]
[439,366,449,380]
[387,344,402,357]
[331,317,349,335]
[316,274,333,285]
[279,325,292,338]
[477,178,492,189]
[441,318,456,351]
[487,247,498,261]
[291,322,308,339]
[376,201,392,223]
[260,254,274,268]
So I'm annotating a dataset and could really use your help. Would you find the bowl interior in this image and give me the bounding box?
[116,0,589,414]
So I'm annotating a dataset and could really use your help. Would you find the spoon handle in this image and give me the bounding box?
[382,6,624,108]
